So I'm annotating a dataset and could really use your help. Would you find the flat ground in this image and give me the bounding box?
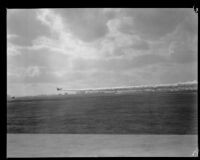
[7,134,198,157]
[7,91,198,157]
[7,91,197,134]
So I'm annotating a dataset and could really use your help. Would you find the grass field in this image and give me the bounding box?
[7,91,197,134]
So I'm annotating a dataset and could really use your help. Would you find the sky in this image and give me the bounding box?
[7,8,198,96]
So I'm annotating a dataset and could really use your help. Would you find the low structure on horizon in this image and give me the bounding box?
[57,81,198,95]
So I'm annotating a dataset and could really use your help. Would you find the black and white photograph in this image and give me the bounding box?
[7,8,198,157]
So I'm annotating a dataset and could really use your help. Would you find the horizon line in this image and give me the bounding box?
[62,80,198,91]
[8,80,198,98]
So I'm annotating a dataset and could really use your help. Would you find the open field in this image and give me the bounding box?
[7,134,198,157]
[7,91,197,134]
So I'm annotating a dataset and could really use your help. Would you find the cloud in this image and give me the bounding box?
[7,42,22,56]
[131,40,149,50]
[180,10,198,36]
[7,82,60,96]
[72,54,167,72]
[7,47,71,75]
[54,9,114,42]
[159,63,197,84]
[26,66,40,77]
[7,9,51,46]
[119,8,192,41]
[7,9,198,96]
[33,9,102,59]
[7,66,42,84]
[92,17,151,58]
[169,42,197,63]
[8,66,57,84]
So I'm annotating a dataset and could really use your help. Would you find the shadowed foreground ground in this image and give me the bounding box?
[7,91,197,134]
[7,134,198,157]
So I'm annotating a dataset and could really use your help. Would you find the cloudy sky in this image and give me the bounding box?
[7,8,197,96]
